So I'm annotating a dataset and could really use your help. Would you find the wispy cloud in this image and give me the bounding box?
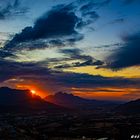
[54,48,104,68]
[0,0,28,20]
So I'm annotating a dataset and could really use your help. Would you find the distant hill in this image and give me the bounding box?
[115,99,140,115]
[45,92,119,110]
[0,87,66,113]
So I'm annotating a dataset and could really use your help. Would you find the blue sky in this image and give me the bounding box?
[0,0,140,100]
[1,0,140,47]
[1,0,140,60]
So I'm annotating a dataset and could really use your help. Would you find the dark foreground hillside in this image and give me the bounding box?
[0,87,140,139]
[0,112,140,140]
[115,99,140,115]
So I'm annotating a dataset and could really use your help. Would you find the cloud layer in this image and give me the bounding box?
[3,0,104,51]
[106,32,140,69]
[0,0,139,100]
[0,59,139,94]
[0,0,28,20]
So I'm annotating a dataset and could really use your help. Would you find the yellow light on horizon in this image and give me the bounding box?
[64,66,140,78]
[31,90,36,94]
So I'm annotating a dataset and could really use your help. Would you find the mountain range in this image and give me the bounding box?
[0,87,139,115]
[115,98,140,115]
[45,92,121,110]
[0,87,66,113]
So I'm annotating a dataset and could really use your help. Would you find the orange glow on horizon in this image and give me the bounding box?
[15,84,139,101]
[71,87,140,101]
[30,89,36,94]
[16,84,49,97]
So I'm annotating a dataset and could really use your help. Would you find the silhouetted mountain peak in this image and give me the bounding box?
[47,91,92,103]
[55,91,69,95]
[45,92,117,110]
[0,87,67,113]
[0,86,30,95]
[55,92,74,97]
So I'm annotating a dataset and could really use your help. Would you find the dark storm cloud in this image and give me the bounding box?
[0,60,50,82]
[4,3,83,50]
[16,71,140,95]
[51,72,140,89]
[54,48,104,68]
[8,35,83,51]
[0,59,139,93]
[0,0,28,20]
[0,50,14,58]
[59,48,94,61]
[54,59,104,69]
[3,0,103,51]
[60,48,81,56]
[106,32,140,69]
[1,60,139,89]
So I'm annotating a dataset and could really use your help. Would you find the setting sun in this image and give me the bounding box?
[31,90,36,94]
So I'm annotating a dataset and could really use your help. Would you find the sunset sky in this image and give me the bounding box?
[0,0,140,101]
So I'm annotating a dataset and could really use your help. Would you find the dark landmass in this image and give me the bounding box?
[0,111,139,140]
[45,92,120,111]
[0,87,67,113]
[115,98,140,115]
[0,87,140,140]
